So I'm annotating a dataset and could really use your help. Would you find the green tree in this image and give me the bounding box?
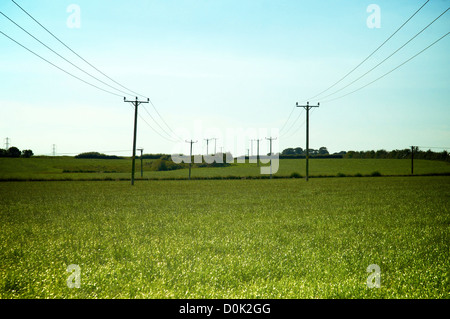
[375,149,388,159]
[294,147,304,155]
[282,148,295,155]
[21,149,34,158]
[7,147,21,158]
[319,147,329,155]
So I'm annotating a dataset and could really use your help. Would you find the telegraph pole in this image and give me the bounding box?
[296,101,319,181]
[265,137,277,179]
[124,97,149,186]
[52,144,56,156]
[137,148,144,178]
[253,139,262,167]
[204,138,212,155]
[212,138,218,154]
[186,140,197,180]
[411,146,416,175]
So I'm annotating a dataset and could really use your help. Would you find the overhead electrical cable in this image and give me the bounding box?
[280,0,429,134]
[280,108,304,138]
[9,0,182,144]
[148,99,184,142]
[280,0,430,137]
[124,103,179,143]
[0,11,134,98]
[0,29,124,97]
[11,0,147,100]
[306,0,430,102]
[319,7,449,101]
[141,103,181,143]
[321,32,450,103]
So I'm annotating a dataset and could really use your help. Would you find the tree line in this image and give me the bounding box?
[344,148,449,162]
[0,147,33,158]
[281,147,449,162]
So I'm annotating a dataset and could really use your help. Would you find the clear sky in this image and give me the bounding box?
[0,0,449,157]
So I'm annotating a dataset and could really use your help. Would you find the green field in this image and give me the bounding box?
[1,157,449,180]
[1,176,449,298]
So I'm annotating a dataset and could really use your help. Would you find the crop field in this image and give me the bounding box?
[0,176,449,298]
[0,157,449,180]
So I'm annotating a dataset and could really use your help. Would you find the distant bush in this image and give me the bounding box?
[290,172,302,178]
[371,171,382,177]
[21,150,34,158]
[337,172,346,177]
[75,152,123,159]
[355,173,363,177]
[151,159,186,171]
[151,159,168,171]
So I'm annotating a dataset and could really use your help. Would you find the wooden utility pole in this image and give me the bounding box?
[137,148,144,177]
[124,97,149,185]
[252,139,262,167]
[265,137,277,179]
[204,138,212,155]
[212,138,218,155]
[411,146,416,175]
[296,101,319,181]
[186,140,197,180]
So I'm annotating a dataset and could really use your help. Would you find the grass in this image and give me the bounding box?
[0,176,449,298]
[0,157,449,180]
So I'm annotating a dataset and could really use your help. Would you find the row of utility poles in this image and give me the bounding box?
[125,97,420,184]
[124,97,425,185]
[124,96,321,185]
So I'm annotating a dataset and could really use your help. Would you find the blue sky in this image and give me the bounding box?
[0,0,449,156]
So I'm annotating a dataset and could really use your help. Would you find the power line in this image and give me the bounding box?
[306,0,430,102]
[280,0,429,133]
[282,117,307,140]
[0,21,177,146]
[8,0,181,146]
[280,108,304,138]
[147,98,184,142]
[124,102,177,143]
[140,104,180,143]
[0,11,133,98]
[279,106,296,134]
[319,6,449,101]
[11,0,147,100]
[0,29,124,97]
[0,27,179,146]
[322,32,450,103]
